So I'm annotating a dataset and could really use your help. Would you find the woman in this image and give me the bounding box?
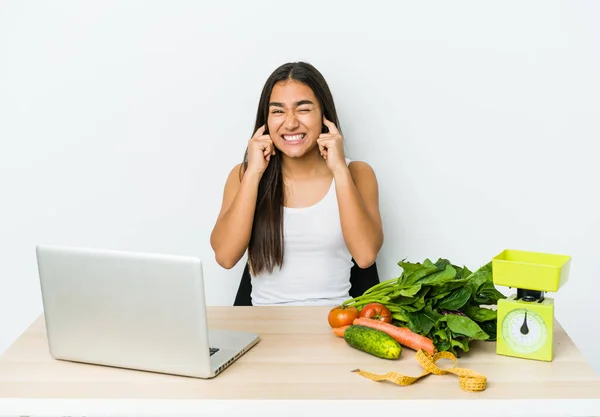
[210,62,383,306]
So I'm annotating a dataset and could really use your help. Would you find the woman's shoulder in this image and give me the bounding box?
[218,163,246,194]
[347,159,377,182]
[224,162,245,182]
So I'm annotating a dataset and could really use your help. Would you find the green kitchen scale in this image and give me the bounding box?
[492,249,572,362]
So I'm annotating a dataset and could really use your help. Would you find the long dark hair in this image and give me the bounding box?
[242,62,341,276]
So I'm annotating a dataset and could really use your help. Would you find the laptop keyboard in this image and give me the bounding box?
[209,347,219,356]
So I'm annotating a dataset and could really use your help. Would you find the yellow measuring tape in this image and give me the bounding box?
[351,348,487,392]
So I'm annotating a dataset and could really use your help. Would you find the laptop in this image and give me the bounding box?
[35,245,260,379]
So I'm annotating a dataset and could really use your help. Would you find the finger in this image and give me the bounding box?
[258,138,274,153]
[252,125,266,139]
[317,137,333,149]
[263,144,273,157]
[255,136,272,144]
[322,117,339,135]
[318,141,327,157]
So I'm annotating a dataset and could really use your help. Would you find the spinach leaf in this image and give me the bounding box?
[466,262,493,295]
[434,258,452,270]
[436,286,472,310]
[392,295,418,305]
[391,310,410,323]
[433,327,449,341]
[453,265,473,280]
[452,337,471,353]
[434,339,451,352]
[439,315,489,340]
[427,280,468,301]
[400,297,426,312]
[463,305,497,322]
[398,284,422,297]
[399,259,442,287]
[397,259,424,276]
[474,281,506,305]
[418,264,457,286]
[479,320,498,341]
[406,306,442,335]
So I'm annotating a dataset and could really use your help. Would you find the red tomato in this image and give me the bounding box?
[328,305,359,328]
[359,303,392,323]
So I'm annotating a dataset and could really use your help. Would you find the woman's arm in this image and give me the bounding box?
[333,161,384,268]
[210,164,262,269]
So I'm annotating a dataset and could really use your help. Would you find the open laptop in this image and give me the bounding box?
[35,245,259,379]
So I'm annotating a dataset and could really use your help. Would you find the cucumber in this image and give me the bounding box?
[343,324,402,359]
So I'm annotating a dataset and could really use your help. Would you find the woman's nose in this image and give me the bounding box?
[284,112,299,129]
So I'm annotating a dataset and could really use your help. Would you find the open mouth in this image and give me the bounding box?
[282,133,306,144]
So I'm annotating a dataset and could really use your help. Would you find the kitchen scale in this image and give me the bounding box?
[492,249,571,362]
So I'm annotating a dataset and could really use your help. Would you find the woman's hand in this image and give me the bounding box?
[317,118,347,174]
[247,125,276,175]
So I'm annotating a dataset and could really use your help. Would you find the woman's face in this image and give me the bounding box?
[267,80,323,159]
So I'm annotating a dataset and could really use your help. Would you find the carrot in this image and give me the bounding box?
[332,325,350,337]
[352,317,436,355]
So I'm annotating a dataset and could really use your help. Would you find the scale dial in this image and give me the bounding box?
[501,308,548,354]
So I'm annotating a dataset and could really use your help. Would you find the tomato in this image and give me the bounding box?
[359,302,392,323]
[328,305,359,328]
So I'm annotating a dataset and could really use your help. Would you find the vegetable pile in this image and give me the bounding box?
[336,258,505,356]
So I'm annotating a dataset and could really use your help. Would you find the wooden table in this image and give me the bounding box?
[1,307,599,416]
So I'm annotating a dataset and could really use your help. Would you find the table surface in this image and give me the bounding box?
[1,306,599,416]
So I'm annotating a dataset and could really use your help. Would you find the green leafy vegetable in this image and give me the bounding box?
[342,258,506,355]
[436,286,472,310]
[474,281,505,305]
[479,320,498,341]
[406,306,442,335]
[463,305,497,322]
[439,315,489,340]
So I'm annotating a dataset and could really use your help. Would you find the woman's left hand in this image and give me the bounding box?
[317,118,347,174]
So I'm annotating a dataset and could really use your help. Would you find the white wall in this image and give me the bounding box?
[1,1,599,373]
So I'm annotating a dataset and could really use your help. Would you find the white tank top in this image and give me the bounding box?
[250,159,354,306]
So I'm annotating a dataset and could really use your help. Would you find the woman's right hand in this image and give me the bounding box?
[246,125,276,175]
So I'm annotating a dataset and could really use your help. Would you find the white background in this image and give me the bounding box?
[1,0,598,374]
